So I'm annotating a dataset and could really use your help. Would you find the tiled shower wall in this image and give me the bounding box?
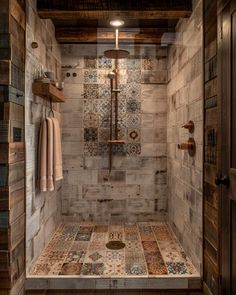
[61,44,168,222]
[25,0,62,272]
[167,0,203,272]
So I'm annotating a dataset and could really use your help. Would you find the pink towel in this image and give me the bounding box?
[51,117,63,181]
[38,117,63,192]
[46,118,54,191]
[38,119,47,192]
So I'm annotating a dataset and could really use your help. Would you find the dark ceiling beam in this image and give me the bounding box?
[37,0,192,11]
[55,28,176,44]
[38,10,191,20]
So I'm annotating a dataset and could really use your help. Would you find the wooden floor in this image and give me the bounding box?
[26,290,203,295]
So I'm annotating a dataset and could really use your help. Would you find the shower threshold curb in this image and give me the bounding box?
[26,275,201,290]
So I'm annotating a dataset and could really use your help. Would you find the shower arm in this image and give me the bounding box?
[115,29,119,49]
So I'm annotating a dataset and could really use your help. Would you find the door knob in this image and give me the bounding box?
[215,175,230,187]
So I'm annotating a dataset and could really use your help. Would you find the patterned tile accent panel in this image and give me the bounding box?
[30,222,198,277]
[61,45,168,222]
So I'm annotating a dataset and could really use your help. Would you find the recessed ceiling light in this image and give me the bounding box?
[110,20,124,27]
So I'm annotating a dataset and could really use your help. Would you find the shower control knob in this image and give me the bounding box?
[215,175,230,187]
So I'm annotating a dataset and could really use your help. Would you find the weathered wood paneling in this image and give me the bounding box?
[0,85,24,106]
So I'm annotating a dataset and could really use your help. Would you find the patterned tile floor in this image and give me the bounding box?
[30,222,198,277]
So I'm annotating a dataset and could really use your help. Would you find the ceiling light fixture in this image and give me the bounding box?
[110,19,124,27]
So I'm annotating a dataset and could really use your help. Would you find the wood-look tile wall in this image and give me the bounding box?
[167,0,203,273]
[203,0,220,294]
[25,0,62,274]
[0,0,26,294]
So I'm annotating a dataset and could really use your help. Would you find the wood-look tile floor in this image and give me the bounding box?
[29,222,198,277]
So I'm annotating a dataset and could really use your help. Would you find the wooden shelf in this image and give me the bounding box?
[32,81,65,103]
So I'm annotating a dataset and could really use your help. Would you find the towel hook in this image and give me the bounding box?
[49,97,55,117]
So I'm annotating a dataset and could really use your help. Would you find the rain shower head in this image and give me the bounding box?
[104,28,129,59]
[104,48,129,59]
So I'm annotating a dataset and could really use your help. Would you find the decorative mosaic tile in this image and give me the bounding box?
[166,262,188,275]
[42,251,67,261]
[81,263,105,275]
[31,263,51,275]
[63,225,79,234]
[84,84,99,100]
[127,56,141,69]
[126,143,141,157]
[91,232,107,242]
[87,251,104,262]
[139,225,155,241]
[71,241,89,251]
[144,251,168,275]
[65,251,86,263]
[88,241,106,251]
[126,115,141,128]
[98,56,112,69]
[124,224,138,233]
[127,129,140,142]
[118,99,127,115]
[84,56,97,69]
[49,240,73,251]
[118,70,128,84]
[84,69,97,83]
[59,263,83,275]
[78,226,94,234]
[125,232,140,241]
[125,240,142,251]
[106,250,124,262]
[99,115,110,128]
[99,84,110,99]
[75,232,92,241]
[126,263,147,276]
[118,59,127,69]
[117,114,127,129]
[84,142,98,156]
[152,225,173,241]
[30,222,198,277]
[98,143,109,156]
[117,128,126,141]
[142,241,159,252]
[84,128,98,142]
[127,99,141,114]
[119,84,127,100]
[111,143,126,155]
[141,56,156,70]
[94,225,109,233]
[98,99,111,116]
[126,83,141,100]
[98,128,110,142]
[104,262,125,276]
[84,113,99,128]
[98,70,109,84]
[109,231,123,241]
[127,70,141,83]
[125,251,146,264]
[84,100,99,113]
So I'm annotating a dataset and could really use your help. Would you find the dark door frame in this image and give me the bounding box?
[219,0,236,293]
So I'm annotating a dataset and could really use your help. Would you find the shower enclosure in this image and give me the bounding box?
[25,0,203,291]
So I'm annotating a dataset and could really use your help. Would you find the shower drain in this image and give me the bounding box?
[106,241,126,250]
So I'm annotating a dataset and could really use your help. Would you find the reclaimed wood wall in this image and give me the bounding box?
[0,0,26,294]
[203,0,221,294]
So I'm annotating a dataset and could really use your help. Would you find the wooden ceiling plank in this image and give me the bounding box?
[38,10,192,20]
[55,28,176,44]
